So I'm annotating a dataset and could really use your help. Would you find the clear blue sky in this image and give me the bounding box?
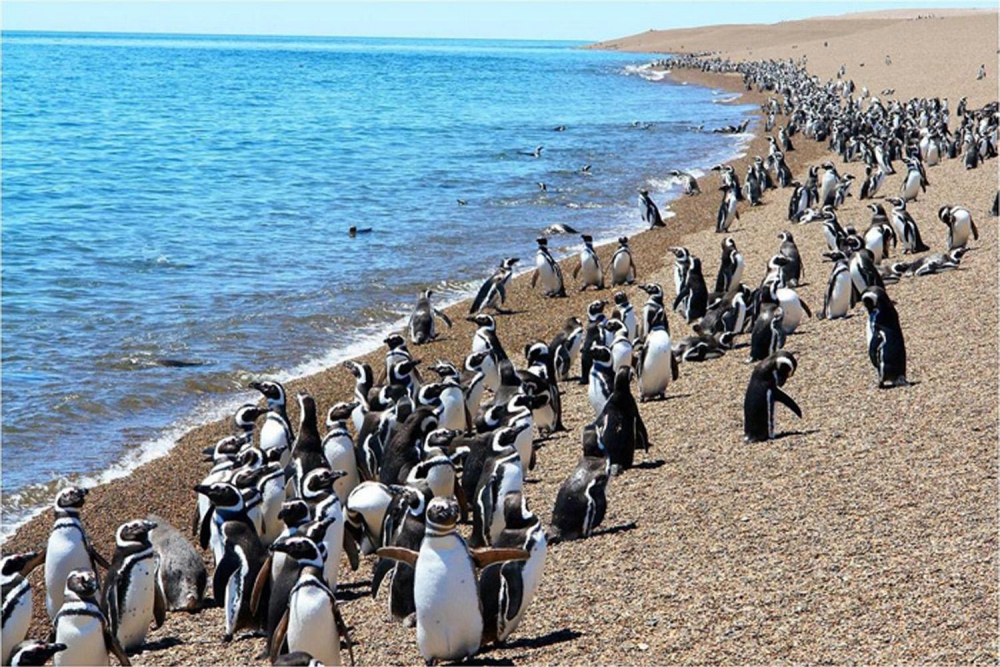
[4,1,995,41]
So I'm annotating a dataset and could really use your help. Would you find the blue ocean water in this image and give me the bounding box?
[1,32,753,536]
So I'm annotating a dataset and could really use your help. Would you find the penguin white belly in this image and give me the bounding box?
[259,419,289,463]
[465,380,485,419]
[611,339,633,372]
[731,259,745,288]
[489,464,524,542]
[579,254,600,284]
[611,254,632,283]
[415,537,483,661]
[623,311,637,340]
[351,405,366,434]
[902,174,920,200]
[776,288,805,334]
[320,516,345,588]
[639,331,673,397]
[3,585,31,662]
[498,535,547,642]
[259,478,287,546]
[951,214,971,248]
[287,585,341,666]
[865,229,884,262]
[535,256,559,292]
[55,615,109,667]
[471,333,490,357]
[438,388,467,431]
[588,372,611,416]
[45,532,92,618]
[828,273,851,319]
[224,549,250,637]
[324,437,360,505]
[117,559,156,650]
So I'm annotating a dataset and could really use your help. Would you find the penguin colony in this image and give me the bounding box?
[5,53,997,667]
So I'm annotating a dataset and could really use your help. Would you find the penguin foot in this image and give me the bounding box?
[404,613,417,629]
[222,633,233,644]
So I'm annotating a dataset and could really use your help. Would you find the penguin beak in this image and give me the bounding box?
[329,469,349,481]
[193,484,213,497]
[269,541,292,554]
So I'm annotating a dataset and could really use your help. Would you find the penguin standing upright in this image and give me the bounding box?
[530,238,566,298]
[637,283,665,341]
[586,345,616,417]
[636,308,678,401]
[715,237,744,294]
[608,236,637,286]
[2,551,46,663]
[597,368,649,474]
[578,300,607,385]
[45,487,109,620]
[937,205,979,250]
[612,291,637,341]
[470,259,519,315]
[249,380,294,466]
[549,317,583,382]
[102,520,166,653]
[749,305,785,362]
[409,289,453,344]
[53,569,130,667]
[819,259,852,321]
[716,184,739,233]
[288,393,329,498]
[777,231,803,287]
[573,234,605,291]
[342,361,373,433]
[673,257,708,323]
[323,402,362,504]
[744,351,801,443]
[638,188,665,228]
[900,158,926,202]
[548,425,611,543]
[887,197,930,254]
[862,286,909,388]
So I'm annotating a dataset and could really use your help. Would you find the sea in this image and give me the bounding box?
[0,32,754,539]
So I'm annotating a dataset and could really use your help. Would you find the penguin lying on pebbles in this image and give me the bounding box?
[146,514,207,612]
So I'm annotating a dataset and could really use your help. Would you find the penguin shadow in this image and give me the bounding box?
[640,393,692,403]
[336,579,374,601]
[590,520,638,539]
[136,637,184,653]
[770,428,822,441]
[632,459,665,470]
[488,628,584,653]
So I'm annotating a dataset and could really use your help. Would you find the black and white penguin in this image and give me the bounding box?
[573,234,605,291]
[461,350,494,419]
[379,407,440,487]
[748,304,786,362]
[637,283,666,340]
[468,314,508,364]
[673,256,708,324]
[458,425,526,522]
[787,181,810,221]
[586,344,616,417]
[548,425,610,543]
[287,393,328,499]
[2,551,46,663]
[937,205,979,250]
[668,170,700,196]
[608,236,637,286]
[549,316,583,381]
[670,247,691,300]
[849,247,885,304]
[45,487,109,620]
[818,161,840,207]
[744,350,801,443]
[470,258,519,315]
[523,342,565,435]
[472,447,524,548]
[6,641,67,667]
[636,307,678,401]
[409,289,453,344]
[715,236,745,294]
[578,300,608,385]
[342,361,373,432]
[887,197,930,254]
[322,401,361,504]
[53,569,130,667]
[479,492,546,645]
[638,188,665,228]
[900,157,926,202]
[862,286,909,388]
[605,319,634,373]
[102,519,165,653]
[819,259,852,321]
[612,291,638,341]
[777,231,803,287]
[249,380,294,466]
[892,247,969,277]
[597,368,649,474]
[716,183,740,233]
[427,362,469,432]
[146,514,207,612]
[531,237,566,298]
[859,163,886,200]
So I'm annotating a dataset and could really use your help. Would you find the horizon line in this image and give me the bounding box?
[2,28,595,43]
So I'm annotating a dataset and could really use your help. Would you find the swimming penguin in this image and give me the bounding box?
[409,289,453,345]
[608,236,637,286]
[862,286,909,388]
[102,520,165,653]
[45,487,109,620]
[673,256,708,324]
[573,234,605,291]
[638,188,665,228]
[376,497,529,664]
[612,291,637,341]
[2,551,46,663]
[6,641,67,667]
[322,402,361,504]
[479,492,546,645]
[777,231,803,287]
[597,368,649,474]
[715,237,744,294]
[470,258,519,315]
[668,169,700,196]
[636,308,678,402]
[266,536,352,666]
[193,482,266,642]
[716,183,739,232]
[578,300,608,385]
[531,237,566,298]
[887,197,930,254]
[819,259,852,321]
[53,569,130,667]
[937,205,979,250]
[549,317,583,382]
[249,380,294,466]
[548,425,611,543]
[145,515,207,613]
[744,350,801,443]
[749,305,786,362]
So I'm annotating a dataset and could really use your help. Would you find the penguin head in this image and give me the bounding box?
[604,319,625,335]
[424,497,460,534]
[777,230,794,243]
[886,197,904,210]
[669,247,690,261]
[341,360,372,382]
[8,641,67,667]
[495,423,527,450]
[586,300,607,317]
[271,536,325,569]
[861,286,889,312]
[301,468,348,499]
[248,380,286,407]
[54,486,88,511]
[465,350,492,372]
[326,401,359,425]
[423,429,461,454]
[580,234,594,245]
[466,314,495,329]
[723,236,737,251]
[868,203,886,216]
[235,446,264,470]
[501,492,537,531]
[429,360,459,379]
[417,382,445,407]
[194,482,243,510]
[948,247,969,263]
[65,568,99,599]
[639,283,663,298]
[277,499,311,529]
[116,519,156,547]
[233,404,266,431]
[535,237,549,248]
[613,366,633,393]
[502,257,520,269]
[581,423,607,458]
[203,434,242,462]
[384,333,407,350]
[589,344,612,364]
[618,236,629,247]
[296,392,318,426]
[937,205,953,223]
[523,341,550,366]
[613,291,629,306]
[772,351,798,386]
[1,551,45,579]
[391,359,421,381]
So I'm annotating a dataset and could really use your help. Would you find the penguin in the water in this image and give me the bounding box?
[548,425,610,543]
[376,497,529,665]
[102,519,165,653]
[638,188,665,228]
[937,205,979,250]
[530,237,566,298]
[409,289,453,345]
[597,368,649,474]
[744,350,801,443]
[146,514,207,612]
[2,551,46,663]
[6,641,67,667]
[470,258,519,315]
[608,236,637,286]
[45,487,109,620]
[862,286,909,388]
[53,569,130,667]
[573,234,605,291]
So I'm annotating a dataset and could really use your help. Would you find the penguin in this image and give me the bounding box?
[249,380,294,466]
[530,237,566,298]
[323,402,362,504]
[900,158,926,202]
[586,344,616,418]
[578,300,608,385]
[892,247,968,277]
[522,342,565,436]
[777,231,803,287]
[597,368,649,474]
[765,275,812,335]
[573,234,605,291]
[102,520,165,653]
[376,497,529,665]
[748,305,786,362]
[787,181,810,221]
[146,514,207,612]
[266,536,352,667]
[467,314,507,364]
[193,482,266,642]
[636,308,678,402]
[2,551,46,663]
[859,163,885,200]
[379,407,440,487]
[370,485,427,624]
[541,223,577,235]
[6,641,67,667]
[818,161,840,207]
[637,283,666,340]
[45,487,109,620]
[887,197,930,254]
[716,184,739,233]
[470,258,519,315]
[248,449,288,548]
[479,493,547,645]
[53,569,130,667]
[667,170,700,196]
[937,205,979,250]
[819,259,852,321]
[461,350,493,420]
[548,425,610,543]
[472,448,524,548]
[192,434,243,559]
[605,319,634,373]
[715,236,744,294]
[862,286,909,388]
[744,350,801,443]
[673,257,708,324]
[409,289,453,344]
[673,331,734,362]
[288,393,328,499]
[638,188,665,228]
[300,468,354,588]
[670,247,691,300]
[342,361,373,433]
[550,317,583,382]
[864,221,897,263]
[608,236,637,286]
[612,291,637,342]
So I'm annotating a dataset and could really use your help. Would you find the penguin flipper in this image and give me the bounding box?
[773,387,802,418]
[376,546,420,568]
[530,270,539,288]
[435,309,453,328]
[153,575,167,629]
[470,548,530,568]
[800,299,813,318]
[500,562,524,623]
[371,558,394,597]
[343,531,361,571]
[454,482,469,521]
[971,218,980,240]
[470,278,493,314]
[250,554,272,616]
[334,603,356,667]
[105,626,131,666]
[671,288,688,312]
[104,570,121,638]
[89,544,111,571]
[269,609,290,664]
[213,550,240,609]
[670,353,679,381]
[198,508,214,551]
